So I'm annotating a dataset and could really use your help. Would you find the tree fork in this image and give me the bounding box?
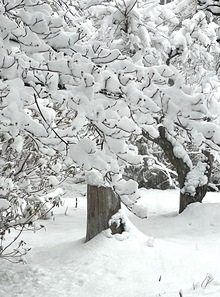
[142,127,190,189]
[142,128,215,213]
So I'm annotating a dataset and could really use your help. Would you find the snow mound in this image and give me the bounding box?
[180,202,220,229]
[1,189,220,297]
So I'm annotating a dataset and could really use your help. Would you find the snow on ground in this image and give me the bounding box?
[1,182,220,297]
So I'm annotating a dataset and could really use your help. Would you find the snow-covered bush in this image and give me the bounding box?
[0,188,62,263]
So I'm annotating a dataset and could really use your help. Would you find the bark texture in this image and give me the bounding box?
[86,185,123,242]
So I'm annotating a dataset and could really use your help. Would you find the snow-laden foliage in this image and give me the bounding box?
[0,0,145,256]
[81,0,220,209]
[1,0,220,253]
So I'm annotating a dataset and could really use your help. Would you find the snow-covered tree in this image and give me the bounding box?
[1,0,220,251]
[140,0,220,211]
[81,0,220,214]
[0,0,148,249]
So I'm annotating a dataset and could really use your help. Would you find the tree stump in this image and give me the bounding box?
[86,185,123,242]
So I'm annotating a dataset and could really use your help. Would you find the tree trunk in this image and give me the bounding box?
[179,192,197,214]
[86,185,123,242]
[179,188,207,213]
[142,128,214,213]
[179,151,214,213]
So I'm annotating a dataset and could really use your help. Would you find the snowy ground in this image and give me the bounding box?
[1,182,220,297]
